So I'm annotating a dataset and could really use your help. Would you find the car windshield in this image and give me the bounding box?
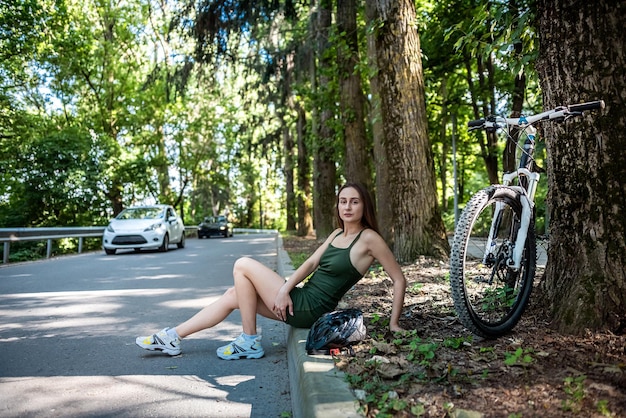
[205,216,227,223]
[117,207,164,220]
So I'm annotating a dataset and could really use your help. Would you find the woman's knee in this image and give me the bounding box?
[233,256,258,275]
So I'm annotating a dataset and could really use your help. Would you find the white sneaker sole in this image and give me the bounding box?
[135,339,181,356]
[217,351,264,360]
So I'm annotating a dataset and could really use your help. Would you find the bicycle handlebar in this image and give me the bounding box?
[467,100,604,130]
[568,100,605,112]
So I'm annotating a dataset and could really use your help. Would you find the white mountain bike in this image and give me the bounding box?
[449,100,605,338]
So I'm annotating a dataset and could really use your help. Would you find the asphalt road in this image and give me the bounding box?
[0,234,291,418]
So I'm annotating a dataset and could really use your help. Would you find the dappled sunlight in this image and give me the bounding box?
[161,295,222,310]
[223,236,273,245]
[126,266,164,271]
[0,273,33,278]
[118,274,183,281]
[0,288,199,337]
[0,300,123,317]
[0,375,252,417]
[0,288,178,300]
[214,374,255,387]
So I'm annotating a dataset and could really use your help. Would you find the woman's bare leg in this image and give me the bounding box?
[233,257,286,335]
[174,287,239,338]
[174,257,285,338]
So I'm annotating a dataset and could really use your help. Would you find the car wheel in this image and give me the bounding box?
[104,248,116,255]
[159,234,169,252]
[177,233,185,249]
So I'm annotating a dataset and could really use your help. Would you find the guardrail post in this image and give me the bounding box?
[47,239,53,258]
[78,237,83,253]
[3,242,8,264]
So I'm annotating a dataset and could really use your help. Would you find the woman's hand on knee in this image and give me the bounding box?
[273,293,293,321]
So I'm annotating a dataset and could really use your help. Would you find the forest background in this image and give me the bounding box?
[1,0,624,336]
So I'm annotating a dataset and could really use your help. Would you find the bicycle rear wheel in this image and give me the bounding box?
[450,186,536,338]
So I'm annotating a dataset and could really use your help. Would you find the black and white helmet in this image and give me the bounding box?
[305,308,366,355]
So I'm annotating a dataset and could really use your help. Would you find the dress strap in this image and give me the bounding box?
[347,228,366,249]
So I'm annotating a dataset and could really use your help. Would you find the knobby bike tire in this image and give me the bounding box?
[449,186,536,338]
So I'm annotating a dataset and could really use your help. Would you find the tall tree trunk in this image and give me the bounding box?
[295,41,313,237]
[463,54,499,185]
[155,126,172,203]
[478,55,499,185]
[313,0,337,238]
[337,0,371,189]
[282,52,296,231]
[365,0,392,244]
[536,0,626,333]
[296,102,313,236]
[369,0,449,262]
[438,77,450,211]
[503,0,528,174]
[283,125,296,230]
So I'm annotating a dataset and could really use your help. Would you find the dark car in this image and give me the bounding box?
[198,215,233,238]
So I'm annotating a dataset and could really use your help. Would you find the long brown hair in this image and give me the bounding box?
[335,182,380,234]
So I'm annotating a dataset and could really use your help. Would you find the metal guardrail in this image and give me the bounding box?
[0,227,106,264]
[0,226,204,264]
[0,226,277,264]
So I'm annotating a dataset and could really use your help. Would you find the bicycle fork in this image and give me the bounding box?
[483,169,540,270]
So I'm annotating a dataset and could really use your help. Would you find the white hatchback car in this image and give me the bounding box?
[102,205,185,255]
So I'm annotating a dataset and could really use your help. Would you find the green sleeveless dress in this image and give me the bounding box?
[285,230,366,328]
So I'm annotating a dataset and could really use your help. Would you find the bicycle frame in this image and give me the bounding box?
[482,125,540,271]
[483,172,540,270]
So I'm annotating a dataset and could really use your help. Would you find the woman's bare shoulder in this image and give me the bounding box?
[361,228,384,243]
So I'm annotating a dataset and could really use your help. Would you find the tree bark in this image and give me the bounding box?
[281,51,296,231]
[295,38,313,237]
[312,0,337,238]
[369,0,449,262]
[337,0,371,189]
[283,124,296,231]
[365,0,392,244]
[296,101,313,236]
[536,0,626,333]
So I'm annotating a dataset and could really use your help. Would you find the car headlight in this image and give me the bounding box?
[106,225,115,233]
[144,222,164,232]
[220,225,226,230]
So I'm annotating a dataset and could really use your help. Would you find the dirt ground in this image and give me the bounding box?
[281,235,626,418]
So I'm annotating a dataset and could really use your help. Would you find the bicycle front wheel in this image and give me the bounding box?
[450,186,536,338]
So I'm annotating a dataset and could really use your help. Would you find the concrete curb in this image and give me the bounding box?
[276,234,361,418]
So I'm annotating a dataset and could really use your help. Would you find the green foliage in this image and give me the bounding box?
[562,375,586,412]
[288,252,309,269]
[504,347,534,367]
[407,282,424,294]
[595,399,612,417]
[0,0,545,239]
[443,335,473,349]
[369,313,390,329]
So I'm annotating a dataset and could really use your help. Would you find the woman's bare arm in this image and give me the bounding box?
[362,230,407,332]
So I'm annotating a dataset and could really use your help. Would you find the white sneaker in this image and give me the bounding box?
[217,334,264,360]
[136,328,181,356]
